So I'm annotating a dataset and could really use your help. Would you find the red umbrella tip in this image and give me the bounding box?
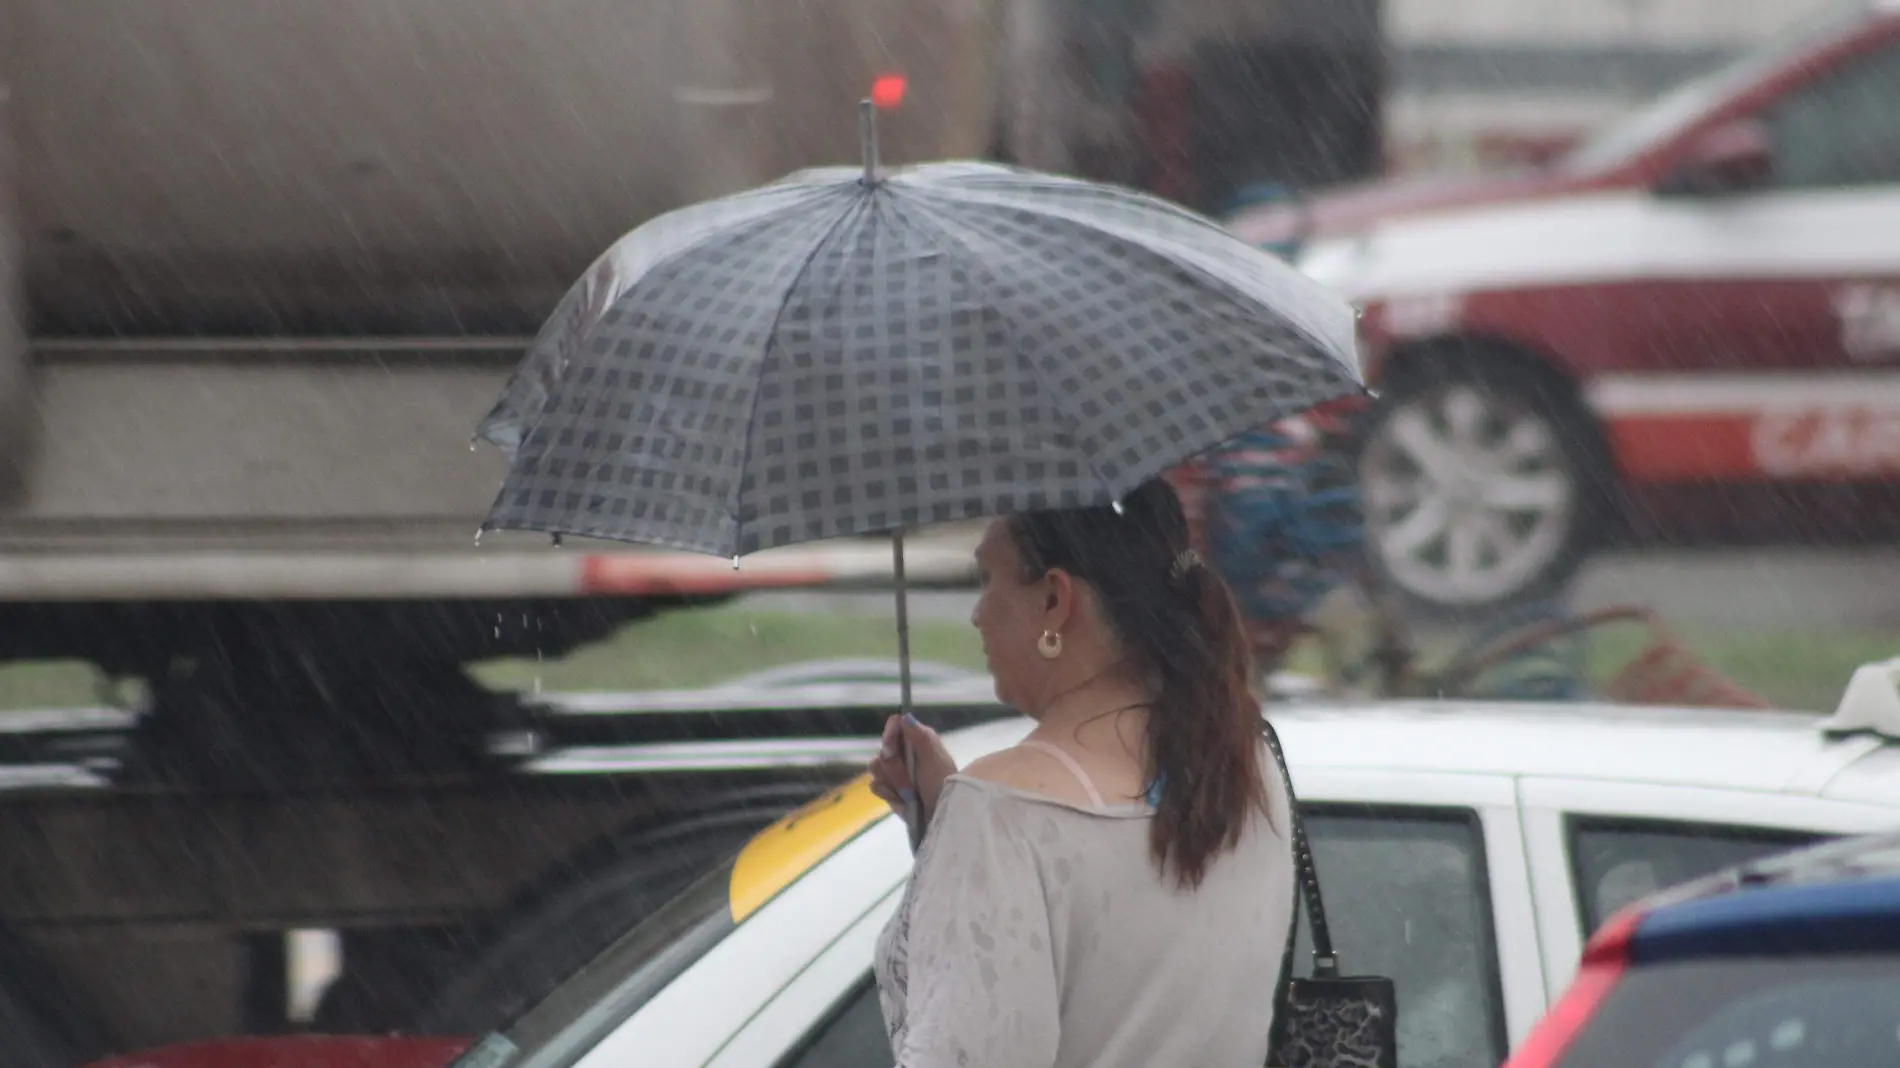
[871,74,907,109]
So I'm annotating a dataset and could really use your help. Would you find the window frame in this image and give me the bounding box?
[770,975,882,1068]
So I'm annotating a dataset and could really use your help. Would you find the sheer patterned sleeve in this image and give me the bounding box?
[892,782,1061,1068]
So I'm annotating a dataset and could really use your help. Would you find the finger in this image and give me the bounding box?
[880,715,904,758]
[897,716,924,758]
[901,713,946,751]
[872,751,912,792]
[902,717,949,766]
[886,755,914,791]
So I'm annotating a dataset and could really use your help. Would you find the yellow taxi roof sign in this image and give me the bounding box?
[729,774,890,921]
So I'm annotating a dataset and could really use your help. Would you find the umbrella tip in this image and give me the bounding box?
[1111,498,1125,516]
[731,554,742,571]
[871,74,907,110]
[474,527,486,547]
[551,532,564,548]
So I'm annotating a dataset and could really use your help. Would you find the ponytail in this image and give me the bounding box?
[1144,555,1270,888]
[1007,480,1274,889]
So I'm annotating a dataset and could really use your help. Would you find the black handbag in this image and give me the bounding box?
[1263,721,1399,1068]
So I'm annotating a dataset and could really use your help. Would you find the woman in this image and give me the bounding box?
[868,478,1296,1068]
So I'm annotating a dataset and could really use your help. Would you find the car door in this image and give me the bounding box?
[1626,29,1900,485]
[1516,777,1900,998]
[719,769,1535,1068]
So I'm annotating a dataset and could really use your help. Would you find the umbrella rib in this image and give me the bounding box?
[729,198,871,557]
[898,206,1120,504]
[915,168,1243,246]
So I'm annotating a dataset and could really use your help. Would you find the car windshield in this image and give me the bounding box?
[446,857,740,1068]
[1555,955,1900,1067]
[1561,0,1879,173]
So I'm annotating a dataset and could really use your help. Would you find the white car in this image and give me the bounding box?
[412,682,1900,1068]
[105,675,1900,1068]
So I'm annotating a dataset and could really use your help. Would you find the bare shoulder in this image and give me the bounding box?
[960,747,1046,788]
[960,745,1101,807]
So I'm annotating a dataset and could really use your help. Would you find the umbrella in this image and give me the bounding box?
[474,95,1364,840]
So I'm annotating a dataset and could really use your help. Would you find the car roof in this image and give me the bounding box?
[732,695,1900,923]
[1623,830,1900,963]
[939,699,1900,805]
[1278,700,1898,803]
[1632,870,1900,962]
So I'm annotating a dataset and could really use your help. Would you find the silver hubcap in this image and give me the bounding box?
[1361,384,1577,606]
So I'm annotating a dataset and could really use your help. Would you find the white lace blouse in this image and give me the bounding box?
[872,743,1295,1068]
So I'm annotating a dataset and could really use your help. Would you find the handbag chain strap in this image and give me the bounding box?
[1262,719,1339,978]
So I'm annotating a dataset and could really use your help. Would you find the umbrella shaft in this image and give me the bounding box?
[859,99,880,185]
[892,528,913,714]
[893,528,924,851]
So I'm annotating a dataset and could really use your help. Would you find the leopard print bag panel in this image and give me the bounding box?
[1262,721,1399,1068]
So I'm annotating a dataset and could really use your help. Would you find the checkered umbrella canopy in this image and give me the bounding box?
[475,159,1363,556]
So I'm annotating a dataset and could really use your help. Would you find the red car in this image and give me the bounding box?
[1231,0,1900,613]
[79,1037,470,1068]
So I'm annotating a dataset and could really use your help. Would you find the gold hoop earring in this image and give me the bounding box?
[1037,630,1063,660]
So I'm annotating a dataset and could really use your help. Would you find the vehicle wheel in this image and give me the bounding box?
[1357,356,1609,616]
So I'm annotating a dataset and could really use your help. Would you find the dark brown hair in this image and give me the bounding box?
[1007,478,1271,888]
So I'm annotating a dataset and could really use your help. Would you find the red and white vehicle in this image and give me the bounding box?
[1232,0,1900,613]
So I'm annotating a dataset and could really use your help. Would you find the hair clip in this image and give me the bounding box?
[1171,549,1204,580]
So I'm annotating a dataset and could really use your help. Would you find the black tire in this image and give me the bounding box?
[1357,352,1613,618]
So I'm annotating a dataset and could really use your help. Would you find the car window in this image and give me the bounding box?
[1569,818,1823,935]
[779,805,1505,1068]
[1765,40,1900,188]
[1561,1,1875,173]
[450,859,741,1068]
[1555,957,1900,1068]
[1294,806,1505,1068]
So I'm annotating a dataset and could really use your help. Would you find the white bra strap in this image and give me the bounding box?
[1018,740,1107,807]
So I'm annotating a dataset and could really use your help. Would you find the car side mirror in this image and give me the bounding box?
[1656,119,1774,196]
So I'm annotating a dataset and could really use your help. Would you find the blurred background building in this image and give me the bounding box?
[1387,0,1846,172]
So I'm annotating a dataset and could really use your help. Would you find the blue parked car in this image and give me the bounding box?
[1508,828,1900,1068]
